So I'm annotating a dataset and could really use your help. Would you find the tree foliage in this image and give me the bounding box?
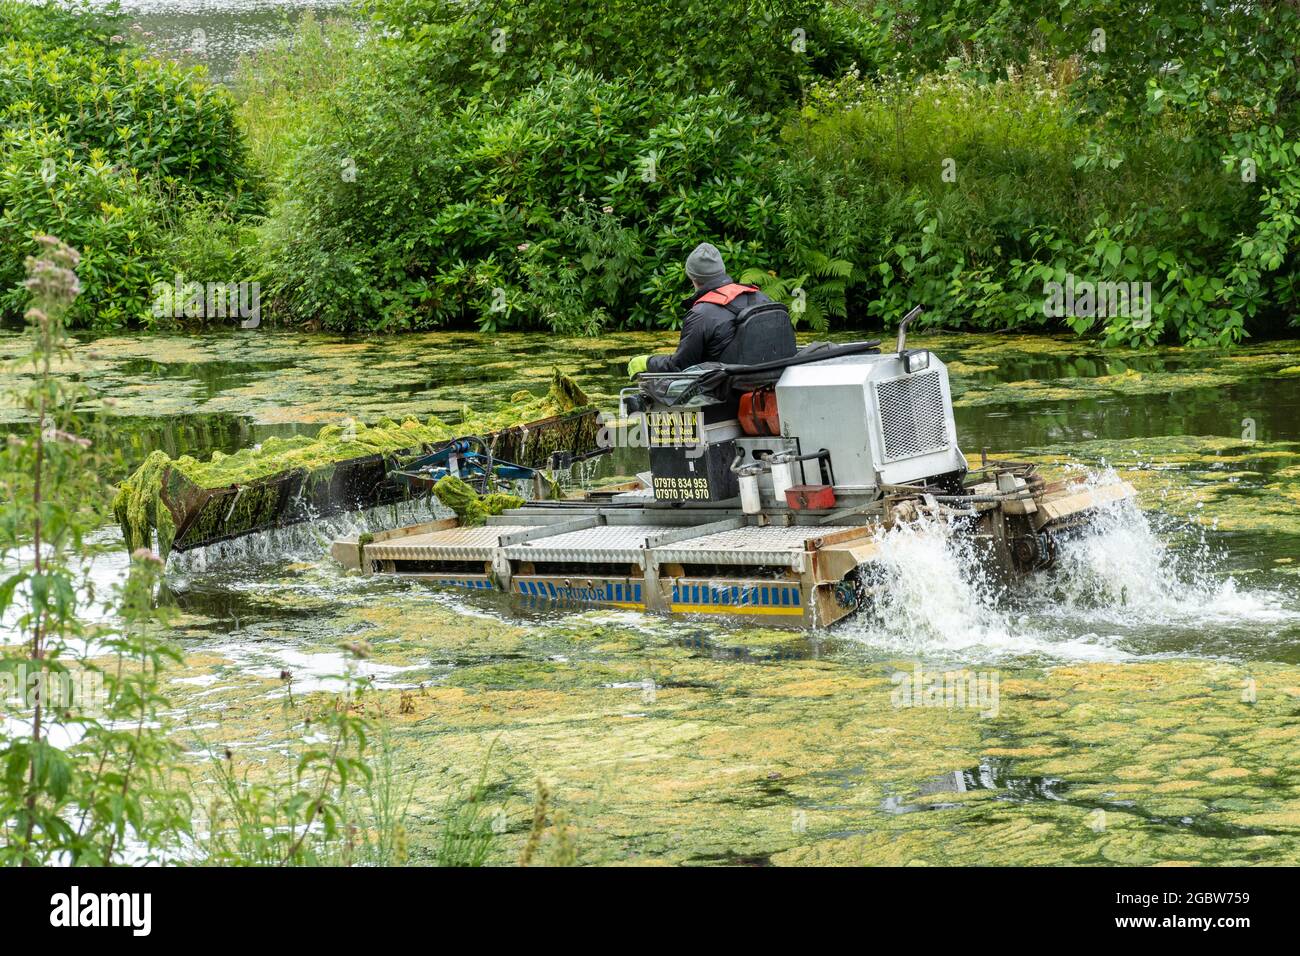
[5,0,1299,343]
[0,1,260,330]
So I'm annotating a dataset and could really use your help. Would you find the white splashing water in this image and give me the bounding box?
[1036,468,1296,630]
[838,512,1129,661]
[840,474,1299,663]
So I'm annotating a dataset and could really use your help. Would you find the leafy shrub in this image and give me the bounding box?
[365,0,887,114]
[0,41,259,207]
[236,0,1300,344]
[739,251,854,332]
[233,12,363,181]
[0,4,262,329]
[160,200,263,312]
[263,67,784,331]
[10,0,1292,344]
[0,128,171,329]
[0,0,125,52]
[775,63,1250,345]
[842,0,1300,344]
[168,203,262,276]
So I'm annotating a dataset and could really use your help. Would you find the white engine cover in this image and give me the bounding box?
[774,352,967,490]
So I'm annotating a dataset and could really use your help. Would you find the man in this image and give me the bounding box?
[627,242,775,376]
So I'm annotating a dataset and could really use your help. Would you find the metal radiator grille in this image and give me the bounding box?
[874,371,949,462]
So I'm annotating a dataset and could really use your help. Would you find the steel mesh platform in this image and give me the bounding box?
[362,518,871,569]
[364,524,535,562]
[503,524,665,563]
[334,464,1138,630]
[653,524,866,567]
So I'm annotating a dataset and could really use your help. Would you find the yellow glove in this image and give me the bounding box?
[627,354,650,378]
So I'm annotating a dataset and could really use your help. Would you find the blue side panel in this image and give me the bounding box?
[445,578,492,591]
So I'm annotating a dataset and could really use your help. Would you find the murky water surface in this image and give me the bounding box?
[3,327,1300,865]
[86,0,350,82]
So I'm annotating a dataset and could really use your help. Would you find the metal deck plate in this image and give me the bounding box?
[363,519,876,569]
[503,524,665,564]
[364,524,535,562]
[653,524,868,568]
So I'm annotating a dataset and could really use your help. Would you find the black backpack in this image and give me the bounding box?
[697,283,797,366]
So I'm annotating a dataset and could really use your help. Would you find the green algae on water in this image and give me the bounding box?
[162,599,1300,866]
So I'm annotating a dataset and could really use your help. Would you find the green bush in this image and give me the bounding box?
[0,128,170,329]
[0,3,262,329]
[0,0,125,52]
[9,0,1293,344]
[834,0,1300,345]
[365,0,886,114]
[163,199,263,304]
[263,67,784,332]
[0,41,258,207]
[233,13,364,181]
[253,0,1286,344]
[775,64,1251,345]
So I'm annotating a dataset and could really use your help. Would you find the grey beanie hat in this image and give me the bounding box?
[685,242,726,282]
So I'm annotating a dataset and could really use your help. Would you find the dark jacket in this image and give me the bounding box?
[646,274,773,373]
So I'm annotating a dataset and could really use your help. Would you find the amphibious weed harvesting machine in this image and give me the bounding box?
[332,310,1135,628]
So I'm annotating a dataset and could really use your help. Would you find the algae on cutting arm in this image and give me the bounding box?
[432,475,524,527]
[114,449,178,554]
[113,369,590,554]
[176,369,589,488]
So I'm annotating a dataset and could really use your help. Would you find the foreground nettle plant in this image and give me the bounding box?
[0,238,411,867]
[0,236,191,865]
